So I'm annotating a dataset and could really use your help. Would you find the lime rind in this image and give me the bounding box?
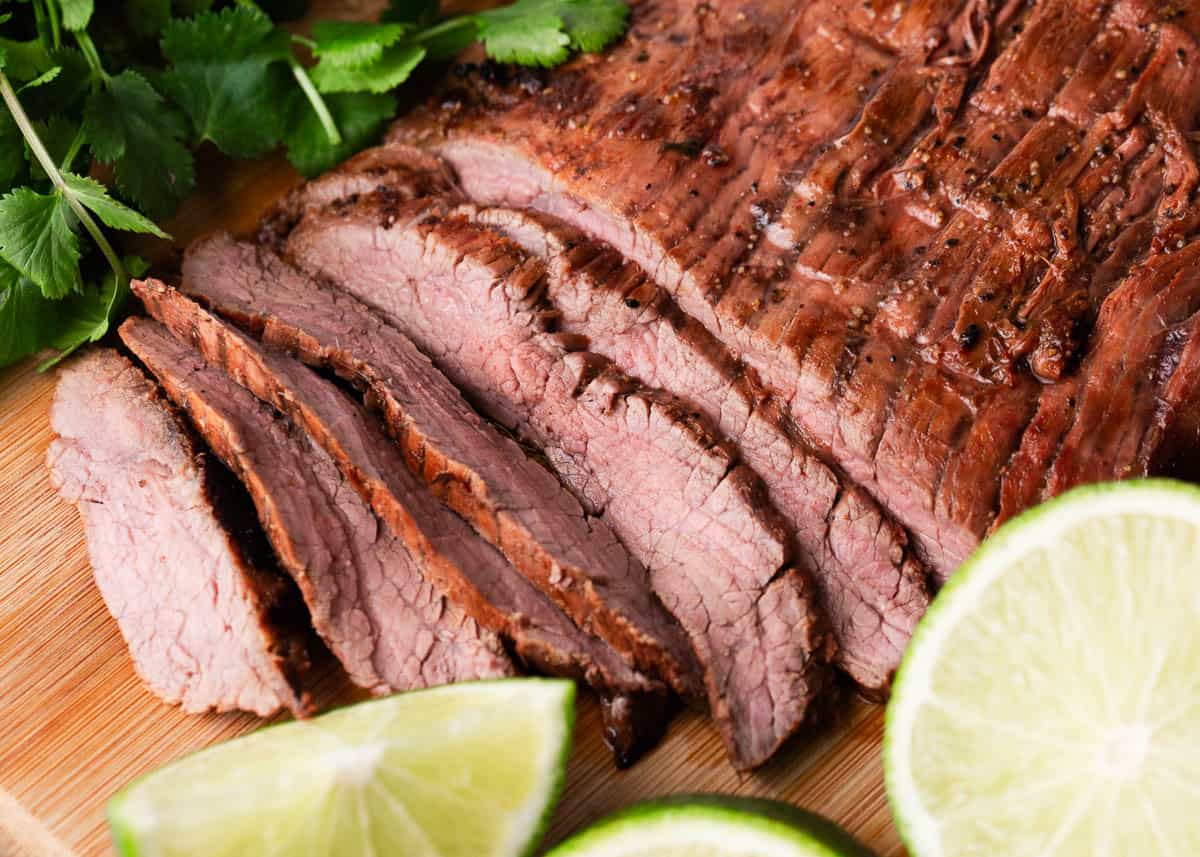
[885,479,1200,857]
[107,678,575,857]
[547,795,876,857]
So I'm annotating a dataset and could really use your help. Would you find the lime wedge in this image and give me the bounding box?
[546,796,875,856]
[886,479,1200,856]
[108,679,575,857]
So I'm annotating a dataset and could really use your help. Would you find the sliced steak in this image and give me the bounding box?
[180,233,701,701]
[259,144,458,249]
[121,317,515,694]
[131,278,670,765]
[46,348,311,716]
[391,0,1200,579]
[456,204,928,694]
[282,197,835,768]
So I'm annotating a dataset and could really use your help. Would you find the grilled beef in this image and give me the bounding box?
[132,278,671,764]
[258,144,458,248]
[391,0,1200,580]
[121,318,516,694]
[46,349,311,716]
[456,203,929,694]
[280,196,835,768]
[180,233,701,701]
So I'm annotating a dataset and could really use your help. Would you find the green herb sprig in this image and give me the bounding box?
[0,0,629,369]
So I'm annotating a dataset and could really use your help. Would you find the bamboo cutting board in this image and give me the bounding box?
[0,147,907,857]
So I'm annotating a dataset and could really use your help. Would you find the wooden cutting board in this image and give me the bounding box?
[0,144,907,857]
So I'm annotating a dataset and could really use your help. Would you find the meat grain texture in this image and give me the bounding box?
[46,349,310,716]
[120,317,515,695]
[282,193,835,768]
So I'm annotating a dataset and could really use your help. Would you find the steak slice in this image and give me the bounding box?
[46,348,311,716]
[121,317,515,694]
[456,204,929,694]
[258,143,458,249]
[283,197,835,768]
[391,0,1200,579]
[132,278,671,765]
[180,232,701,701]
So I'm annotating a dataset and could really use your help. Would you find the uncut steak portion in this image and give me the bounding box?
[181,233,700,701]
[132,278,670,765]
[46,349,310,716]
[121,317,515,695]
[457,204,929,694]
[392,0,1200,579]
[284,197,835,768]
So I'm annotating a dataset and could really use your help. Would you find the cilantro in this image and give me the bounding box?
[61,173,168,239]
[0,0,630,371]
[0,263,57,366]
[310,21,408,69]
[0,187,81,299]
[26,115,77,180]
[0,38,52,82]
[159,7,291,158]
[40,256,149,369]
[284,90,396,178]
[58,0,93,32]
[476,5,570,66]
[310,41,425,94]
[476,0,629,66]
[0,108,24,191]
[82,70,195,219]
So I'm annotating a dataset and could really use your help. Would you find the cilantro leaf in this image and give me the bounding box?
[283,90,396,178]
[160,5,284,61]
[0,263,56,367]
[59,0,93,31]
[82,70,194,218]
[19,66,62,92]
[476,0,629,66]
[311,41,425,94]
[413,17,479,61]
[62,173,169,238]
[557,0,630,51]
[310,21,408,69]
[0,108,26,193]
[0,38,52,82]
[0,187,81,299]
[159,6,291,158]
[26,116,78,181]
[19,47,89,116]
[40,256,149,369]
[476,5,569,67]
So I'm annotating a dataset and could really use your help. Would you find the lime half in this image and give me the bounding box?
[546,795,875,857]
[886,480,1200,856]
[108,679,575,857]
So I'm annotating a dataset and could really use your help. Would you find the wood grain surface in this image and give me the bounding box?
[0,38,907,857]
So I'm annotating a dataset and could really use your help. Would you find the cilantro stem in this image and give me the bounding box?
[414,16,475,44]
[31,0,58,53]
[288,57,342,147]
[74,31,109,87]
[60,126,85,172]
[45,0,62,50]
[0,72,127,286]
